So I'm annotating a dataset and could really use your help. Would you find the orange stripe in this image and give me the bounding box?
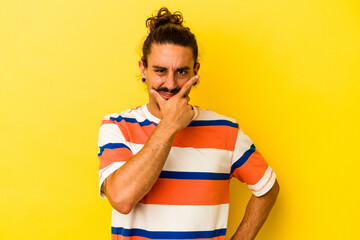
[129,106,141,112]
[98,148,133,169]
[103,121,237,150]
[101,117,238,150]
[101,119,116,125]
[251,170,274,192]
[140,178,229,205]
[112,235,226,240]
[174,125,237,150]
[126,123,156,143]
[101,120,156,143]
[232,151,268,185]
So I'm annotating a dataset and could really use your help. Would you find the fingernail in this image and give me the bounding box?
[195,75,199,79]
[150,89,154,93]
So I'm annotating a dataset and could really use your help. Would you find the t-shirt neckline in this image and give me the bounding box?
[141,104,161,124]
[141,103,199,124]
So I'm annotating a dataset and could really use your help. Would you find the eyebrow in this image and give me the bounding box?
[152,65,191,71]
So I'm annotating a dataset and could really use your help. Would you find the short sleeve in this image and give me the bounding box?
[230,128,276,197]
[97,114,134,199]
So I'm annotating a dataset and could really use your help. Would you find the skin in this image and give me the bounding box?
[104,44,199,214]
[139,43,200,119]
[231,180,279,240]
[104,43,279,239]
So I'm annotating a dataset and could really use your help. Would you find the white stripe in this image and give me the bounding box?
[98,123,128,147]
[248,166,276,197]
[102,108,156,127]
[120,105,158,123]
[99,162,125,199]
[140,104,200,124]
[108,106,237,125]
[140,104,160,123]
[128,142,232,173]
[102,113,122,120]
[103,110,149,122]
[231,129,253,165]
[165,147,232,173]
[196,108,237,123]
[111,203,229,231]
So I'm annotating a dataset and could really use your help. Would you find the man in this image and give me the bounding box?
[98,7,279,240]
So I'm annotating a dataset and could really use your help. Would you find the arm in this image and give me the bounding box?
[103,75,199,214]
[231,179,280,240]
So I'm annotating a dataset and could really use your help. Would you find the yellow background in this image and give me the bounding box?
[1,0,359,239]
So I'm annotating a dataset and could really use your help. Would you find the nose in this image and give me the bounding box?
[163,72,178,91]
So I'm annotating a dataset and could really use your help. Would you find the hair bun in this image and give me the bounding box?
[146,7,184,32]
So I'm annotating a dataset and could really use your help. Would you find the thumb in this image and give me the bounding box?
[150,89,166,107]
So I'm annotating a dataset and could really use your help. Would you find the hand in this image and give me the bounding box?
[150,75,199,133]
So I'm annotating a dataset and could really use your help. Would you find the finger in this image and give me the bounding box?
[178,75,199,97]
[177,75,199,97]
[184,96,190,102]
[150,89,166,107]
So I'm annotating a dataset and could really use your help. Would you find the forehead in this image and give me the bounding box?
[147,43,194,68]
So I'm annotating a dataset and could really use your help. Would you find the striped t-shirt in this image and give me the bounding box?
[97,104,276,240]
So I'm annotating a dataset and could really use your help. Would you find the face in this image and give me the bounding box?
[139,43,200,116]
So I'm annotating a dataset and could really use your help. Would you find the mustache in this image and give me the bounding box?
[155,87,180,94]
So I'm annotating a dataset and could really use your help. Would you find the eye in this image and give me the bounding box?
[177,69,188,75]
[155,69,167,75]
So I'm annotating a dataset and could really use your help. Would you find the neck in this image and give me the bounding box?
[147,100,162,119]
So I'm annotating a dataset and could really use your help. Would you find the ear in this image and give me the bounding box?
[139,60,147,78]
[193,62,200,75]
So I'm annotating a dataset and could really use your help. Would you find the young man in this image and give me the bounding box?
[98,7,279,240]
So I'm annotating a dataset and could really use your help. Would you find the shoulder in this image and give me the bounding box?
[193,106,239,128]
[98,106,146,142]
[101,105,146,123]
